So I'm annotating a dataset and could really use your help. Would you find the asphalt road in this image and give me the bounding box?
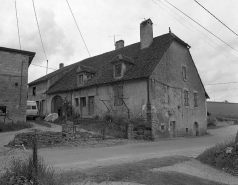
[37,124,238,171]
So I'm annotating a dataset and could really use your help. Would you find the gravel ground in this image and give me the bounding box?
[152,159,238,185]
[68,182,144,185]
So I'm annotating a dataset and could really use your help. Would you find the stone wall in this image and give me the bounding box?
[150,41,207,139]
[0,50,30,123]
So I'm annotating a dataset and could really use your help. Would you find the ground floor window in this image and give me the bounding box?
[80,97,86,107]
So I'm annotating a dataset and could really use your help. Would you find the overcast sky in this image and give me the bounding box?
[1,0,238,102]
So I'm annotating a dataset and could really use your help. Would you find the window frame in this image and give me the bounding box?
[194,92,198,107]
[114,84,123,106]
[78,74,84,86]
[182,66,187,81]
[184,90,189,106]
[75,98,79,107]
[80,97,86,107]
[114,63,122,78]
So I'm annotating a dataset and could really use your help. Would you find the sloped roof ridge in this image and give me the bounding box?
[46,33,174,94]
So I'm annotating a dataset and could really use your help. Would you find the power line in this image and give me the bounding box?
[151,0,238,63]
[194,0,238,38]
[31,63,57,71]
[31,0,48,61]
[66,0,91,57]
[205,82,238,86]
[31,0,49,75]
[14,0,21,50]
[164,0,238,54]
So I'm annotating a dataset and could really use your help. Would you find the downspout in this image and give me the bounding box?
[147,76,151,107]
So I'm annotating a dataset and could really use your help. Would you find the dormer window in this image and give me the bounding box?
[76,65,96,87]
[114,63,122,78]
[111,54,135,79]
[78,74,84,86]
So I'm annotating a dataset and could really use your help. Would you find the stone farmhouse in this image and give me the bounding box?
[28,19,209,138]
[0,47,35,123]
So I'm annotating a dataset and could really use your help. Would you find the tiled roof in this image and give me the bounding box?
[28,63,77,85]
[46,33,178,94]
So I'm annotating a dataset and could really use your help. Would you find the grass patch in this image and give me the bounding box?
[197,139,238,176]
[61,156,226,185]
[0,122,32,132]
[0,154,63,185]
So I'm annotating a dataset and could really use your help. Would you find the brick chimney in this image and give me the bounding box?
[140,19,153,49]
[59,63,64,69]
[115,40,124,50]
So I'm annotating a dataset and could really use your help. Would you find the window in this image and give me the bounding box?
[194,93,198,107]
[182,66,187,81]
[32,106,37,110]
[75,98,79,107]
[114,63,122,78]
[184,90,189,106]
[32,87,36,96]
[80,97,86,107]
[78,75,84,86]
[114,84,123,106]
[186,128,189,133]
[161,124,165,131]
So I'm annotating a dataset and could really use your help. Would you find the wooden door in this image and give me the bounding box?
[88,96,94,115]
[170,121,176,138]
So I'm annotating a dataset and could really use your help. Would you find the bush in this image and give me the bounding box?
[0,154,62,185]
[0,122,32,132]
[197,139,238,176]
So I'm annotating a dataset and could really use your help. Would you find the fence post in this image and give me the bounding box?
[32,134,38,185]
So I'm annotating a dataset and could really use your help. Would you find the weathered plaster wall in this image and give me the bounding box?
[150,41,207,139]
[47,79,147,118]
[28,82,47,116]
[0,51,29,123]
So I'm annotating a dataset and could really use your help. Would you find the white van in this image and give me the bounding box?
[26,101,39,120]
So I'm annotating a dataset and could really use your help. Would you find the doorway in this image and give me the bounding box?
[88,96,94,115]
[194,122,199,136]
[170,121,176,138]
[51,95,63,116]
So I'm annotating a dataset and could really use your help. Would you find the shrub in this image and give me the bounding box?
[0,122,32,132]
[197,139,238,176]
[0,154,62,185]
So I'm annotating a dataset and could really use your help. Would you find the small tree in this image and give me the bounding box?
[61,98,72,124]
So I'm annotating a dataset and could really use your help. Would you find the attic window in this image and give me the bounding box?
[182,66,187,81]
[114,63,122,78]
[78,74,84,86]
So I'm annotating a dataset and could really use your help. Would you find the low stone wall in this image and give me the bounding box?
[13,131,63,148]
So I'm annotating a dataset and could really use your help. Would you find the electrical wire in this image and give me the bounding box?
[15,0,21,50]
[157,0,238,62]
[66,0,91,57]
[31,63,57,71]
[32,0,48,61]
[164,0,238,54]
[151,0,238,63]
[205,82,238,86]
[194,0,238,38]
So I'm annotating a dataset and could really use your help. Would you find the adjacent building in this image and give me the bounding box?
[0,47,35,123]
[28,19,209,138]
